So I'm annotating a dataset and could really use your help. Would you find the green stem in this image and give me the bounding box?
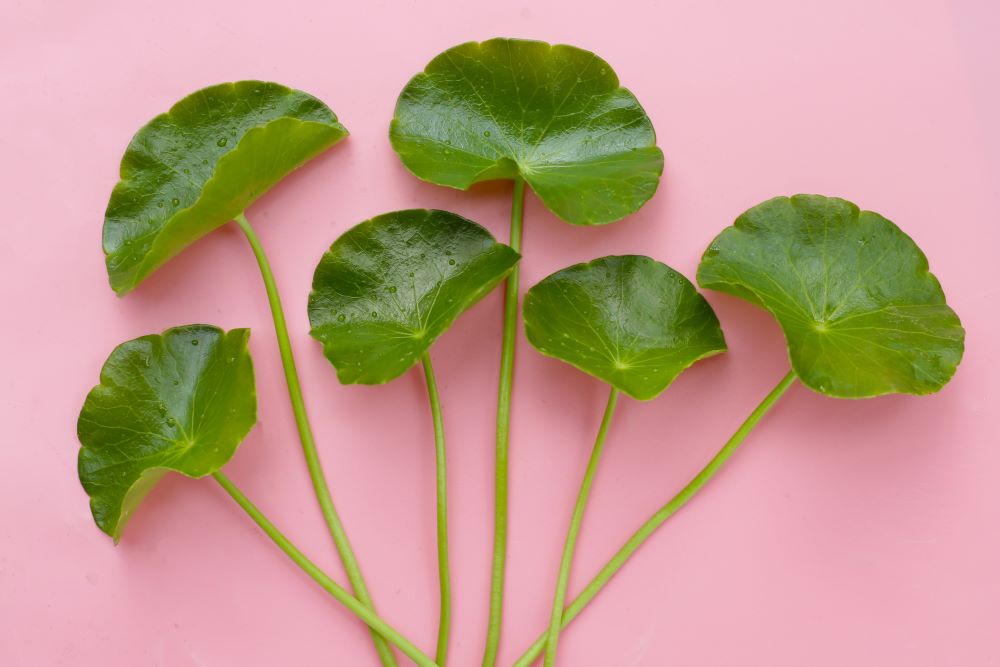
[482,176,526,667]
[212,472,438,667]
[513,370,797,667]
[234,212,397,667]
[543,387,619,667]
[421,354,451,666]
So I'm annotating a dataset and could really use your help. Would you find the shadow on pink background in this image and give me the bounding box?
[1,0,997,665]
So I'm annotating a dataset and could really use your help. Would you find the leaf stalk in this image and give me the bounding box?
[422,354,452,666]
[234,212,397,667]
[513,370,797,667]
[212,472,437,667]
[482,176,526,667]
[543,387,620,667]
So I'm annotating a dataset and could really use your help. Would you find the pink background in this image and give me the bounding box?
[2,0,998,665]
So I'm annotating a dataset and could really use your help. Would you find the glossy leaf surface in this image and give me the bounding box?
[308,209,520,384]
[524,256,726,400]
[104,81,347,294]
[77,325,256,541]
[697,194,965,397]
[390,38,663,226]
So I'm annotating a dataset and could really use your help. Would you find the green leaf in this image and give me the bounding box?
[77,325,256,542]
[523,256,726,400]
[308,209,520,384]
[103,81,348,295]
[390,38,663,226]
[697,194,965,398]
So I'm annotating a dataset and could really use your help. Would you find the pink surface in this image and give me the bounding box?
[2,1,998,665]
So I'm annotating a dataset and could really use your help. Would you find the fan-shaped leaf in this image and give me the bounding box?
[104,81,348,294]
[77,325,256,541]
[390,38,663,226]
[308,209,520,384]
[697,194,965,397]
[524,255,726,400]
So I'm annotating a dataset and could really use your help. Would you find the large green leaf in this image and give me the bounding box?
[103,81,348,294]
[390,38,663,226]
[697,194,965,398]
[524,256,726,400]
[77,325,256,542]
[308,209,520,384]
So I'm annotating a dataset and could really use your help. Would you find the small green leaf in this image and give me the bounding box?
[308,209,520,384]
[524,256,726,400]
[77,325,256,542]
[697,194,965,398]
[390,38,663,226]
[104,81,348,295]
